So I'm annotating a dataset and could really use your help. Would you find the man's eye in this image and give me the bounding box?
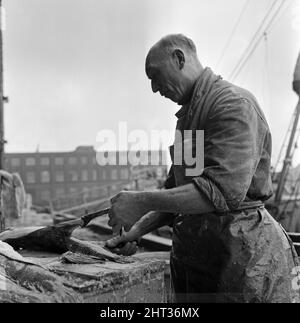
[151,70,159,79]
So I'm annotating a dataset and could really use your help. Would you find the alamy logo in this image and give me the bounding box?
[95,122,204,177]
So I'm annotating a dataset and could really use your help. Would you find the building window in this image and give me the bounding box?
[92,156,97,165]
[81,170,88,182]
[26,172,36,184]
[111,169,118,180]
[69,187,77,194]
[120,168,129,180]
[55,171,64,182]
[68,157,77,165]
[41,171,50,183]
[40,157,50,166]
[26,157,36,166]
[55,188,65,198]
[55,157,64,165]
[3,158,9,169]
[11,158,21,167]
[91,187,99,199]
[40,190,51,201]
[82,187,90,200]
[92,169,97,181]
[102,170,106,180]
[69,170,78,182]
[81,156,88,165]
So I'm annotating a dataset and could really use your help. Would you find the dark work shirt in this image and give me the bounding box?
[166,68,299,303]
[165,67,273,213]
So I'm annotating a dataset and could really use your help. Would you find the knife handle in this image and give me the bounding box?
[81,207,110,227]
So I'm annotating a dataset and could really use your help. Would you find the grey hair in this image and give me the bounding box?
[157,34,197,55]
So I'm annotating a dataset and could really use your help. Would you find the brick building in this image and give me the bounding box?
[4,146,167,207]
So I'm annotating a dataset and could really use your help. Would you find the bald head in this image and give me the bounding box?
[145,34,203,105]
[146,34,197,70]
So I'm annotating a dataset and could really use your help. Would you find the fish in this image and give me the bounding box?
[61,251,105,265]
[66,237,134,264]
[0,227,134,264]
[0,240,82,303]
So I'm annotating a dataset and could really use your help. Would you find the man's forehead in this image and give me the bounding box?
[146,62,159,75]
[146,51,166,76]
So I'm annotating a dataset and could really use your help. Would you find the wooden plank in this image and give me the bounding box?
[293,243,300,256]
[288,233,300,243]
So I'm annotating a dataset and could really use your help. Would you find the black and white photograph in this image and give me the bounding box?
[0,0,299,307]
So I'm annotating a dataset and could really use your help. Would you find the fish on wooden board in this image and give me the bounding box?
[0,207,110,252]
[0,240,82,303]
[0,207,135,264]
[0,227,134,264]
[61,251,106,265]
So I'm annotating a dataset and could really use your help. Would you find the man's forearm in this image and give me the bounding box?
[108,183,215,234]
[133,211,176,237]
[139,183,215,215]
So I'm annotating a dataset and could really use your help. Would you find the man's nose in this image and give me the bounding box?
[151,81,160,93]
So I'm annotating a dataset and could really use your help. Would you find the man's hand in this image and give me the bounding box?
[105,237,138,256]
[108,191,150,233]
[105,222,141,256]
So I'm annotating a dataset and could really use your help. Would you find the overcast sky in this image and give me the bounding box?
[3,0,300,166]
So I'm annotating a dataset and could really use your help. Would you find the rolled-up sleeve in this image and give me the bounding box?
[192,98,266,212]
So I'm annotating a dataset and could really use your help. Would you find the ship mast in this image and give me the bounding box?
[274,53,300,207]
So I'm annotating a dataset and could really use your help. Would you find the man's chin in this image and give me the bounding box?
[161,93,180,104]
[169,97,178,103]
[177,98,186,105]
[166,95,179,104]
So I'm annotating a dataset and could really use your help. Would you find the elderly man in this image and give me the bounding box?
[106,34,300,303]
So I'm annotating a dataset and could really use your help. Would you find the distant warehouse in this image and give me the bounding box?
[4,146,168,207]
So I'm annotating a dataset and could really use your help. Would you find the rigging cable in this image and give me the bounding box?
[263,31,272,125]
[216,0,251,69]
[264,0,298,177]
[229,0,287,81]
[268,0,296,33]
[228,0,278,80]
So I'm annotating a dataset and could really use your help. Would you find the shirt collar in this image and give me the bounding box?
[175,104,190,119]
[175,67,211,119]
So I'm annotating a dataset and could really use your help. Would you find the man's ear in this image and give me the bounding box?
[172,49,185,70]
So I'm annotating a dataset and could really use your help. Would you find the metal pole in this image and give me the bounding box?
[0,0,4,170]
[275,52,300,207]
[0,0,4,231]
